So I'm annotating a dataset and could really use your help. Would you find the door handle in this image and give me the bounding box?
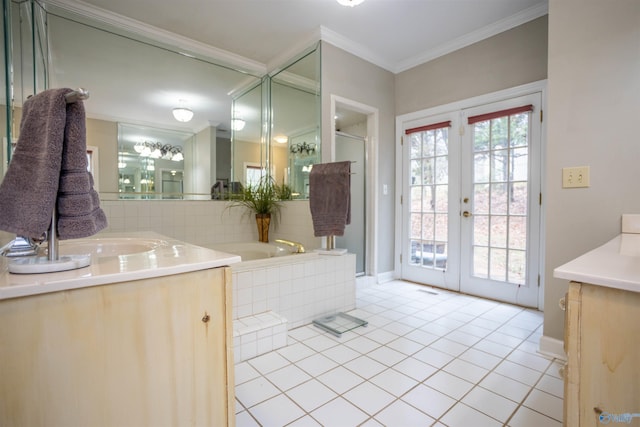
[462,211,472,218]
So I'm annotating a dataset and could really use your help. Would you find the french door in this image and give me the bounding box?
[401,92,542,307]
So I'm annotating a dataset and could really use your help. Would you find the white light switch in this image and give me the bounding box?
[562,166,590,188]
[383,184,388,195]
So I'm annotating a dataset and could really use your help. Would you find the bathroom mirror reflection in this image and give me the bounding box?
[46,6,263,199]
[1,1,321,200]
[270,49,321,199]
[117,124,194,199]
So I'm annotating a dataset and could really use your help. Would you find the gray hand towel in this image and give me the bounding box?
[55,91,107,239]
[309,161,351,237]
[0,88,107,240]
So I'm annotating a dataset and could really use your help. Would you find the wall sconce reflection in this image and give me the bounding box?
[290,141,317,155]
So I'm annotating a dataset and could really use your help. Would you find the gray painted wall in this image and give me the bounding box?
[544,0,640,341]
[395,16,548,114]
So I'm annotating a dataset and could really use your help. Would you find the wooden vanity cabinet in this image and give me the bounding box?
[564,281,640,427]
[0,267,235,427]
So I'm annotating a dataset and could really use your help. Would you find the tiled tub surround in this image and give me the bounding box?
[99,199,319,252]
[231,252,357,362]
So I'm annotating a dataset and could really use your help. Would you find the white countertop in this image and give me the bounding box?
[0,232,241,300]
[554,233,640,293]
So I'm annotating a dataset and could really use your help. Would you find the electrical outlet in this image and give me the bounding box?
[562,166,590,188]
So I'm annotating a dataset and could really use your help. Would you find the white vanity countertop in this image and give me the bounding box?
[0,232,241,300]
[554,233,640,293]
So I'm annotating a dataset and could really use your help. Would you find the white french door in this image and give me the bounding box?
[401,92,542,307]
[401,112,461,290]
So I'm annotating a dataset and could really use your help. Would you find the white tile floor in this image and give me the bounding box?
[235,280,563,427]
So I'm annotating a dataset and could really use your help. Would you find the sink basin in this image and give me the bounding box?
[53,237,167,258]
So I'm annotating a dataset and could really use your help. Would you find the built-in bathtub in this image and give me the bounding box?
[208,241,356,362]
[211,241,292,261]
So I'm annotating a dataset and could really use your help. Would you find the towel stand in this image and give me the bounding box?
[7,88,92,274]
[327,235,336,250]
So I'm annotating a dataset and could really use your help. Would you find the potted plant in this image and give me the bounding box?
[229,176,286,242]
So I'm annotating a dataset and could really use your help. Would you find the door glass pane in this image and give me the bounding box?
[473,246,489,278]
[490,183,508,215]
[474,153,490,182]
[508,215,527,250]
[474,215,489,246]
[410,213,421,239]
[422,214,435,240]
[471,110,531,285]
[423,158,434,184]
[407,126,449,271]
[490,248,507,281]
[490,216,507,247]
[474,184,490,214]
[509,182,528,215]
[422,186,434,212]
[435,185,448,211]
[410,159,421,184]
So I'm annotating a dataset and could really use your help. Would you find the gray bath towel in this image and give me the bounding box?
[0,88,107,240]
[309,161,351,237]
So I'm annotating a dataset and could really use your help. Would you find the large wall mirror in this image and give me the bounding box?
[1,1,321,201]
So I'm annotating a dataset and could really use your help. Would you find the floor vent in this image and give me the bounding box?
[417,289,439,295]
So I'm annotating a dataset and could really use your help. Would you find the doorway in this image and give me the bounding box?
[331,95,379,278]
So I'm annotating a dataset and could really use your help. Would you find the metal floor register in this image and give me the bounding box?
[312,312,368,337]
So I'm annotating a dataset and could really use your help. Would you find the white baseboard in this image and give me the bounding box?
[377,270,395,284]
[355,275,377,288]
[539,335,566,361]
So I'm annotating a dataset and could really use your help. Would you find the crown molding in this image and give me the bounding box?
[266,28,322,73]
[43,0,267,76]
[319,26,396,72]
[394,2,549,73]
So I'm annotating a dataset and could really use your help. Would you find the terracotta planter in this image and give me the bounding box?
[255,213,271,243]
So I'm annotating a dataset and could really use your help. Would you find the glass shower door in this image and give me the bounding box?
[335,132,365,275]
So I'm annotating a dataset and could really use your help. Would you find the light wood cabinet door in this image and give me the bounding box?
[0,267,234,427]
[564,282,640,427]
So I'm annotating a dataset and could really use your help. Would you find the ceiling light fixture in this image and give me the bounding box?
[274,135,288,144]
[172,106,194,122]
[231,118,246,131]
[336,0,365,7]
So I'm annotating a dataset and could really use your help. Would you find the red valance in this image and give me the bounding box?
[405,120,451,135]
[467,105,533,125]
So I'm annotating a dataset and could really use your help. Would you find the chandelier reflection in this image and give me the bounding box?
[134,140,184,161]
[289,141,317,156]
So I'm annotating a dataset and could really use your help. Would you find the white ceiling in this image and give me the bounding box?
[73,0,547,74]
[40,0,548,143]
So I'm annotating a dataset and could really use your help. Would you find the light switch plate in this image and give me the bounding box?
[562,166,590,188]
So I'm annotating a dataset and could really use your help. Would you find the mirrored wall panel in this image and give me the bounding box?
[2,1,321,200]
[270,47,321,199]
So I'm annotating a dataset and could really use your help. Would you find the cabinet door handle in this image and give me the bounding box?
[202,312,210,323]
[559,361,568,379]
